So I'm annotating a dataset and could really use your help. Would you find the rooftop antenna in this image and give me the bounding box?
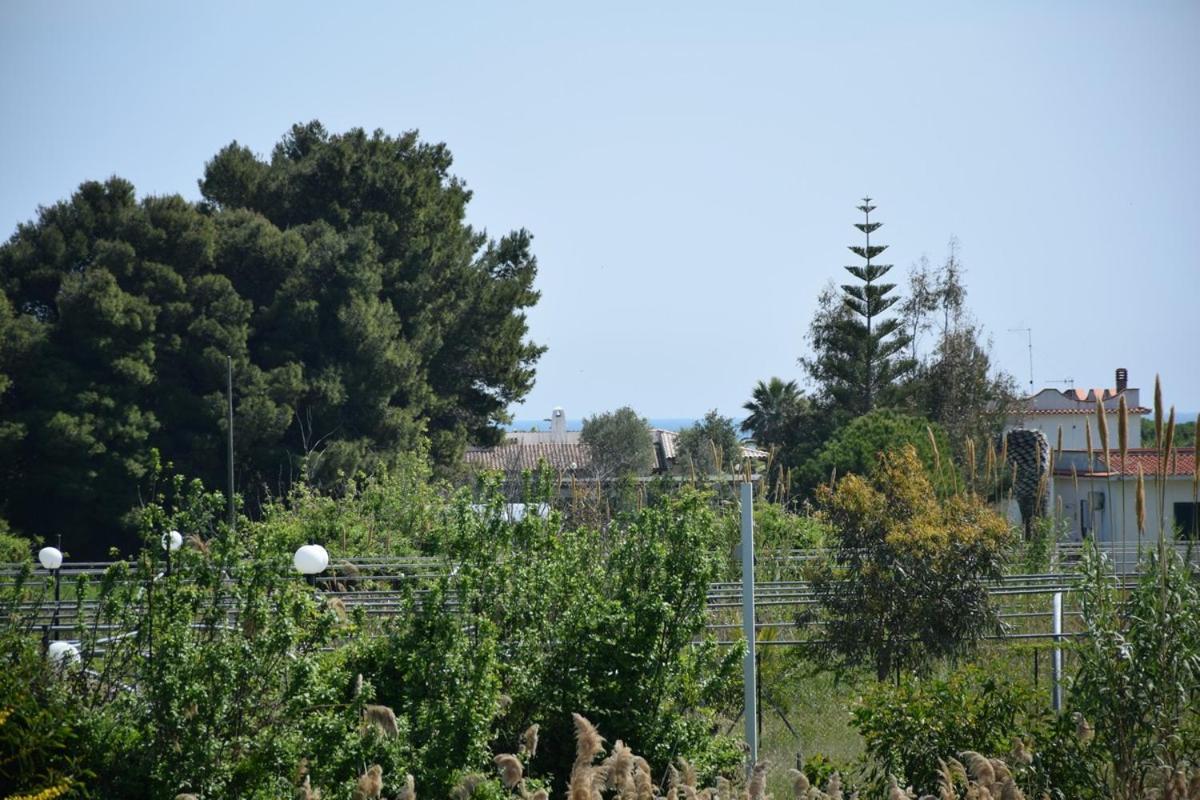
[1047,377,1076,389]
[1009,327,1034,392]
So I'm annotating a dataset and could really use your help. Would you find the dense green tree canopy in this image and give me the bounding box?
[676,410,741,477]
[580,406,655,479]
[800,409,951,494]
[0,122,543,554]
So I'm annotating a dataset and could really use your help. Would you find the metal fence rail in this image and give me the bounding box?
[2,541,1190,648]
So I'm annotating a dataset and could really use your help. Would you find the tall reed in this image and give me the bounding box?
[1097,398,1115,569]
[1118,395,1129,560]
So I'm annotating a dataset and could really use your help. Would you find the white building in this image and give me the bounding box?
[1003,369,1198,552]
[1005,368,1148,451]
[1052,448,1198,546]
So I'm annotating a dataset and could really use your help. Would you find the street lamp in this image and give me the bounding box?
[38,546,63,571]
[293,544,329,581]
[161,530,182,577]
[47,640,80,666]
[38,545,64,651]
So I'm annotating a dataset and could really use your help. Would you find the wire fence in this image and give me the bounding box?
[4,541,1194,648]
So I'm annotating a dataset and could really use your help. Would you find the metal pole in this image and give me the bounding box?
[226,356,236,534]
[739,481,758,767]
[1052,591,1063,711]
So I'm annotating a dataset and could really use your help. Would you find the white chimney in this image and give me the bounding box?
[550,407,566,441]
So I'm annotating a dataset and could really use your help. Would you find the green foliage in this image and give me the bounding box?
[852,663,1102,798]
[853,665,1032,793]
[1069,547,1200,799]
[896,245,1017,451]
[1142,415,1196,447]
[0,461,745,798]
[0,516,32,562]
[908,324,1017,451]
[801,409,951,494]
[580,407,656,479]
[800,201,914,419]
[740,379,832,502]
[0,625,93,798]
[809,446,1010,680]
[676,410,742,477]
[0,122,543,556]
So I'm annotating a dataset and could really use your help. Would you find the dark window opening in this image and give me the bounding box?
[1174,502,1199,540]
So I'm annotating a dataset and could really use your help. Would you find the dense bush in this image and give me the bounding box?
[0,466,742,798]
[1070,547,1200,799]
[808,445,1010,680]
[851,664,1100,798]
[800,410,952,495]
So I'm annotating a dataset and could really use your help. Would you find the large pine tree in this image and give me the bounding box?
[803,198,913,416]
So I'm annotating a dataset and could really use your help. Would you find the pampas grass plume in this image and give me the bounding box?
[363,705,399,738]
[452,774,486,800]
[747,761,768,800]
[1096,398,1110,461]
[352,765,383,800]
[572,713,605,767]
[494,754,524,790]
[1163,407,1177,474]
[786,769,810,799]
[520,724,540,759]
[1136,466,1146,534]
[1118,396,1128,463]
[1154,374,1163,447]
[397,773,415,800]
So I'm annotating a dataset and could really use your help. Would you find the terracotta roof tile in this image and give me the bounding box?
[463,442,591,472]
[1054,448,1196,477]
[1024,406,1151,415]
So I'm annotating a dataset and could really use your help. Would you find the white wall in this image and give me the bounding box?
[1052,475,1196,545]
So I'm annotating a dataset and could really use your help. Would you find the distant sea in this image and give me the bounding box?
[507,417,707,433]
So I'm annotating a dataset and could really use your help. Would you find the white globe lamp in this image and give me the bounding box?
[161,530,183,552]
[47,640,79,665]
[293,544,329,576]
[38,547,64,571]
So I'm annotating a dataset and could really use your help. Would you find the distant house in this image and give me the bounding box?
[1005,367,1148,451]
[1052,447,1197,544]
[462,407,767,476]
[1003,369,1197,544]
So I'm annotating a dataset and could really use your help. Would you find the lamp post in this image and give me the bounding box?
[293,544,329,587]
[38,544,64,652]
[161,529,182,576]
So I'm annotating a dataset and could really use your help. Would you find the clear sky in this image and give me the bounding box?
[3,1,1198,421]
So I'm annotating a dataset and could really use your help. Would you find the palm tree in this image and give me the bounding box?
[741,378,803,448]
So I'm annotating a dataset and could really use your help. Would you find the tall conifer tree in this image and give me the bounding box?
[803,198,913,416]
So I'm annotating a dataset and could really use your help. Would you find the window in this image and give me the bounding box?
[1175,502,1199,540]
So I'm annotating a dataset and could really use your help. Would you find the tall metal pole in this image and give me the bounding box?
[739,481,758,767]
[1052,591,1063,712]
[226,356,236,534]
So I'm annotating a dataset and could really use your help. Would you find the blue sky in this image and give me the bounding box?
[3,1,1198,420]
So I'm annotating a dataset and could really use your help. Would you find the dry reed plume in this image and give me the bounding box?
[396,772,415,800]
[452,774,487,800]
[1096,398,1110,462]
[495,754,525,790]
[362,704,399,737]
[522,724,541,759]
[1136,466,1146,535]
[352,764,383,800]
[746,760,768,800]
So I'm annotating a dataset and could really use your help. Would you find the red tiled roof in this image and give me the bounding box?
[463,442,591,472]
[1054,448,1196,477]
[1023,406,1151,415]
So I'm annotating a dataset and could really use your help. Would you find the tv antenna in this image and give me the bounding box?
[1008,327,1034,391]
[1047,377,1076,389]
